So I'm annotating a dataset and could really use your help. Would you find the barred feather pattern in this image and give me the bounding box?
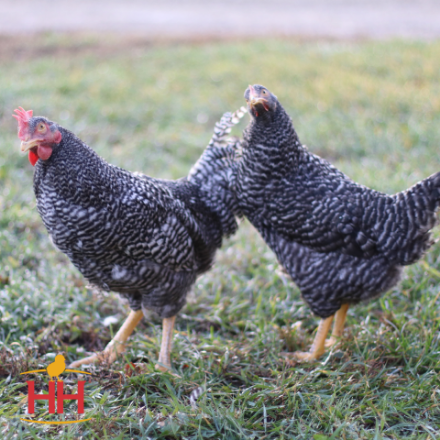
[235,91,440,318]
[188,386,204,408]
[32,114,241,318]
[188,107,247,236]
[264,230,403,317]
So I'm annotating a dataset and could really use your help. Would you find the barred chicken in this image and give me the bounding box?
[233,84,440,361]
[14,107,243,371]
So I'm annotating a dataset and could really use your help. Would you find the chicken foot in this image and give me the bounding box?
[325,303,349,348]
[291,315,334,362]
[69,310,144,368]
[155,316,176,372]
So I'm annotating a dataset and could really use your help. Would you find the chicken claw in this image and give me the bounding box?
[291,350,323,362]
[69,310,144,368]
[285,315,334,363]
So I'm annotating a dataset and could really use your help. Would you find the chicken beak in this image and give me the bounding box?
[20,139,39,152]
[248,85,269,111]
[250,97,269,107]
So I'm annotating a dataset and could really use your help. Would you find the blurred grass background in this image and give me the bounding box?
[1,35,440,439]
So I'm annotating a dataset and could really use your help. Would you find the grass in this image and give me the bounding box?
[1,34,440,439]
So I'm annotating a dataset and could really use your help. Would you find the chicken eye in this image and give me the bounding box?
[262,90,267,95]
[37,123,46,133]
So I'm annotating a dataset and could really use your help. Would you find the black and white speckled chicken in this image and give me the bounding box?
[234,85,440,361]
[14,107,244,371]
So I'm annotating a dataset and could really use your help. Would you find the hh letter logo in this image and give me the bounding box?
[20,354,92,425]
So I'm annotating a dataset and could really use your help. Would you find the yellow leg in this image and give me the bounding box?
[325,304,349,348]
[155,316,176,372]
[69,310,144,368]
[292,315,334,362]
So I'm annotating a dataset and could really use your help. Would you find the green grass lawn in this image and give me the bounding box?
[1,35,440,439]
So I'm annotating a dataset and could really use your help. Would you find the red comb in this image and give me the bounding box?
[13,107,33,138]
[12,107,33,122]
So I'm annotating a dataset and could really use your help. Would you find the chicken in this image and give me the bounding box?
[14,107,244,371]
[233,84,440,361]
[46,354,66,381]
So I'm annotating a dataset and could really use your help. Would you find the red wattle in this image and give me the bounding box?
[37,145,52,161]
[28,150,38,166]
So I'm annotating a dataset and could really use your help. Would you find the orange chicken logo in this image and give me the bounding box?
[20,354,92,425]
[46,354,66,381]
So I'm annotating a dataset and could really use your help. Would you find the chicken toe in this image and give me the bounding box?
[69,310,144,368]
[288,315,334,363]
